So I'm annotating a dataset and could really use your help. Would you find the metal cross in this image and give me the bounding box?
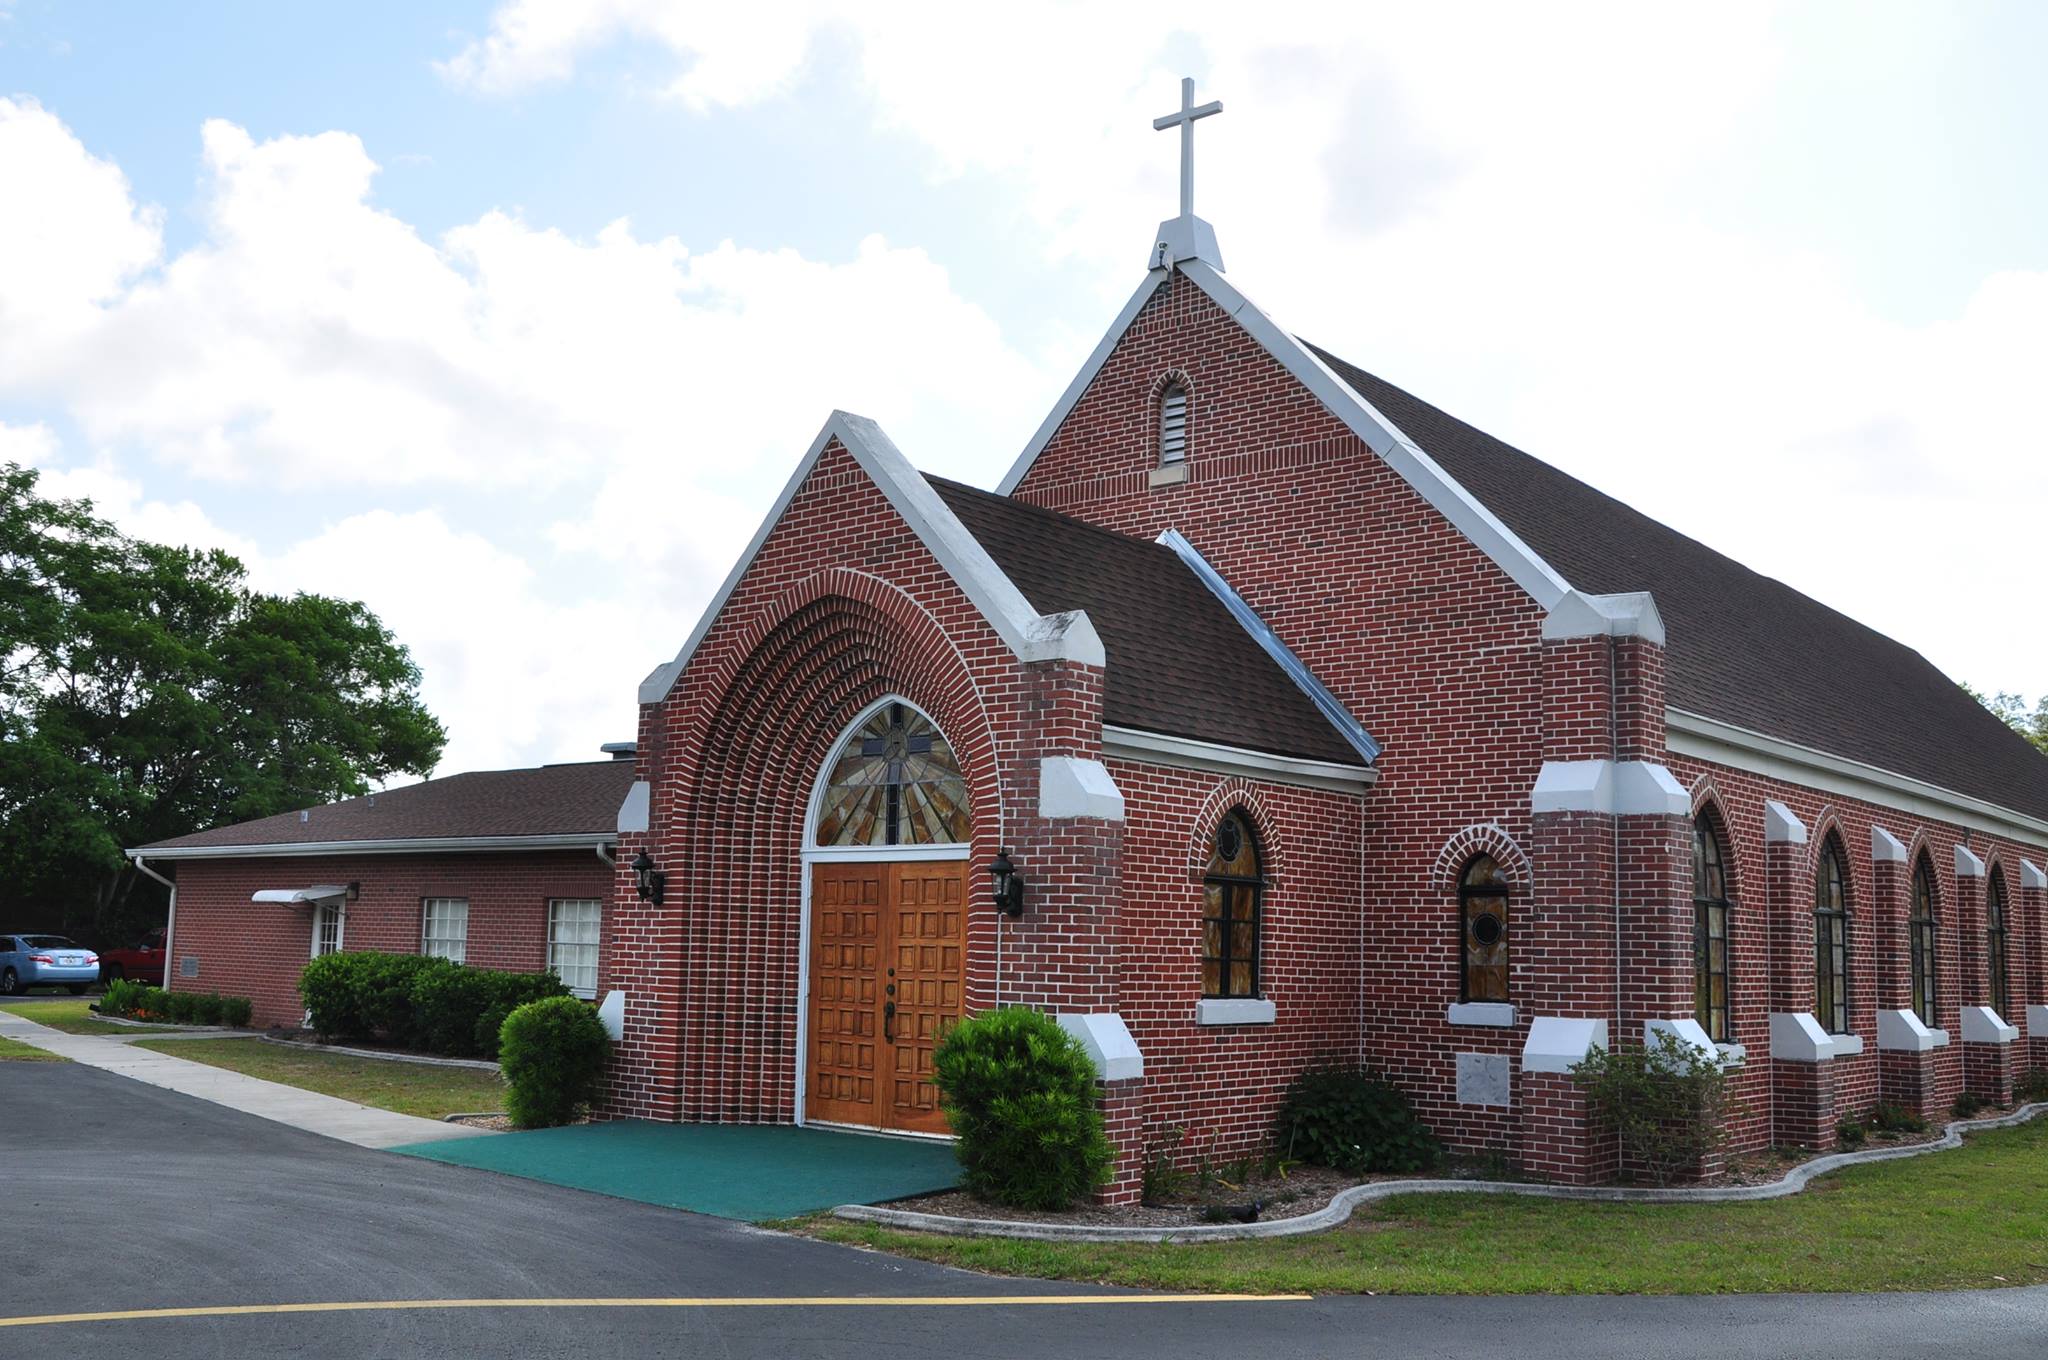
[1153,76,1223,222]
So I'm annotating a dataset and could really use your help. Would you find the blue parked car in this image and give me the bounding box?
[0,934,101,996]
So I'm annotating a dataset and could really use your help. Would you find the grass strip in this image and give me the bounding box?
[129,1038,504,1120]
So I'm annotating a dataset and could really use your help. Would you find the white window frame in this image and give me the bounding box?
[547,898,602,999]
[310,903,344,959]
[421,897,469,963]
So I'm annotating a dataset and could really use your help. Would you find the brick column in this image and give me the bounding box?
[1870,827,1939,1119]
[2022,863,2048,1078]
[1963,1035,2014,1106]
[1762,803,1837,1147]
[1518,1069,1616,1184]
[1954,847,2006,1106]
[1095,1076,1146,1205]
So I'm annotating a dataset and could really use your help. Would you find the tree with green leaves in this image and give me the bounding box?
[0,463,446,945]
[1961,683,2048,757]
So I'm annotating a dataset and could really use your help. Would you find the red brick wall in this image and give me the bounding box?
[165,851,611,1028]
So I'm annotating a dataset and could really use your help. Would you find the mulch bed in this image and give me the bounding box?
[448,1113,591,1131]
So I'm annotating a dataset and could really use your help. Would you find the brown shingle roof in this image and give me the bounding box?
[929,476,1366,765]
[1310,344,2048,827]
[138,760,636,851]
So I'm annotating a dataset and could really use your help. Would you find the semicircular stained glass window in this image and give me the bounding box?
[815,702,971,847]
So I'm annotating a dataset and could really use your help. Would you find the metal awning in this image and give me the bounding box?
[250,885,350,906]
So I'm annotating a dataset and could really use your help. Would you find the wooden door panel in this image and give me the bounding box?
[808,859,966,1135]
[806,864,886,1127]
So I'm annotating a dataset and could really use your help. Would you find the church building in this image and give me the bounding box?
[598,80,2048,1195]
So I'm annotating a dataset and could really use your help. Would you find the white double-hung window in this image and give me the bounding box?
[548,899,601,998]
[421,897,469,963]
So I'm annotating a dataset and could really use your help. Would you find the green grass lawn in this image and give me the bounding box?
[0,999,149,1035]
[0,1034,66,1061]
[130,1038,505,1120]
[810,1119,2048,1295]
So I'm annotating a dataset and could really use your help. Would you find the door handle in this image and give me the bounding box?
[883,1001,897,1042]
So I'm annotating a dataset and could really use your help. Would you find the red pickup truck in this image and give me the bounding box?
[99,929,168,985]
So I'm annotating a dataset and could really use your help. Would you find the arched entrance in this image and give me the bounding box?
[800,697,971,1135]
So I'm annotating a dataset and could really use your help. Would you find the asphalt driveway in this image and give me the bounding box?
[4,1062,2047,1358]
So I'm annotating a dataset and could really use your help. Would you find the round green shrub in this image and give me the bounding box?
[931,1007,1114,1210]
[1276,1064,1442,1175]
[499,996,612,1128]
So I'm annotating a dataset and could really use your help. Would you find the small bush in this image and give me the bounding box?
[98,977,149,1016]
[298,951,568,1056]
[932,1007,1115,1210]
[1572,1029,1730,1186]
[499,996,611,1128]
[2015,1069,2048,1105]
[1835,1119,1866,1148]
[1952,1091,1990,1120]
[221,995,253,1028]
[1870,1102,1927,1134]
[1276,1063,1443,1176]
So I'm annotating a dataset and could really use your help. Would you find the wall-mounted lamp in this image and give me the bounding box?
[988,847,1026,918]
[631,850,667,905]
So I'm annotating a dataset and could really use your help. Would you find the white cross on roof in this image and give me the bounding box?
[1148,76,1226,272]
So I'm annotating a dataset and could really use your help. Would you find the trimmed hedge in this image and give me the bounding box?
[932,1007,1114,1210]
[99,980,253,1028]
[298,951,570,1059]
[500,995,611,1128]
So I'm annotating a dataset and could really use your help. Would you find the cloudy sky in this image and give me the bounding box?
[3,1,2044,778]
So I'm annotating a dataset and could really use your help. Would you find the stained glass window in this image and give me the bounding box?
[1813,838,1849,1034]
[1910,857,1939,1027]
[1693,815,1732,1042]
[1987,868,2011,1020]
[1459,855,1510,1003]
[1202,811,1262,999]
[814,702,971,847]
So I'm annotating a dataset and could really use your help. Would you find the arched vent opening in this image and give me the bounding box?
[1159,380,1189,465]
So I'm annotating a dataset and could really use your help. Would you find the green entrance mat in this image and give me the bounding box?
[388,1121,960,1222]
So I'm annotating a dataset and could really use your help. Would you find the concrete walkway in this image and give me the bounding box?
[0,1009,488,1150]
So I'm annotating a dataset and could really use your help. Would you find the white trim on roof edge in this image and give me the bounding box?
[996,261,1573,610]
[1666,707,2048,845]
[1102,725,1376,795]
[1155,528,1379,763]
[996,270,1173,496]
[126,835,612,861]
[641,410,1104,706]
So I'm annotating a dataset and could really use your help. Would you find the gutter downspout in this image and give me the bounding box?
[127,853,176,991]
[593,842,615,867]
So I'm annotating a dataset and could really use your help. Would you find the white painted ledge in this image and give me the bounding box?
[1541,589,1665,646]
[1763,800,1808,844]
[1057,1012,1144,1080]
[1955,843,1986,878]
[1446,1002,1517,1028]
[1531,760,1688,817]
[597,990,626,1042]
[1872,825,1908,863]
[1521,1017,1607,1074]
[1769,1012,1833,1062]
[1147,462,1188,487]
[1830,1033,1866,1057]
[1195,998,1276,1026]
[1961,1005,2018,1045]
[1645,1017,1719,1067]
[1716,1042,1748,1068]
[1878,1008,1948,1051]
[1037,756,1125,821]
[2023,860,2047,891]
[616,781,650,834]
[2030,1004,2048,1038]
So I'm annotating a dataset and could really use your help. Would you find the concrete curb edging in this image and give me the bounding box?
[91,1013,242,1034]
[259,1034,502,1073]
[830,1102,2048,1243]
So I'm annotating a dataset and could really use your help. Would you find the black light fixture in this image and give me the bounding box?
[988,847,1025,918]
[631,850,667,905]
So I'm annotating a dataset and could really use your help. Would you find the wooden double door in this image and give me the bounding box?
[806,860,966,1135]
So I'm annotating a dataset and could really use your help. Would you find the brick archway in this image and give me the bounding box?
[656,573,1000,1126]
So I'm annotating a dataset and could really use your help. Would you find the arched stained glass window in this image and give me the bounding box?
[1459,855,1510,1003]
[814,702,970,847]
[1814,837,1850,1035]
[1201,811,1262,999]
[1910,857,1939,1027]
[1693,815,1732,1042]
[1987,867,2011,1020]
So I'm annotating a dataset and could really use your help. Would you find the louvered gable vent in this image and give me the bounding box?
[1159,381,1188,464]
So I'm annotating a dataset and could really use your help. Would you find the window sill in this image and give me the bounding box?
[1195,998,1276,1026]
[1446,1002,1517,1028]
[1148,462,1189,488]
[1827,1033,1865,1057]
[1715,1042,1747,1069]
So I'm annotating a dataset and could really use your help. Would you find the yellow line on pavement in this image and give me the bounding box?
[0,1293,1310,1329]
